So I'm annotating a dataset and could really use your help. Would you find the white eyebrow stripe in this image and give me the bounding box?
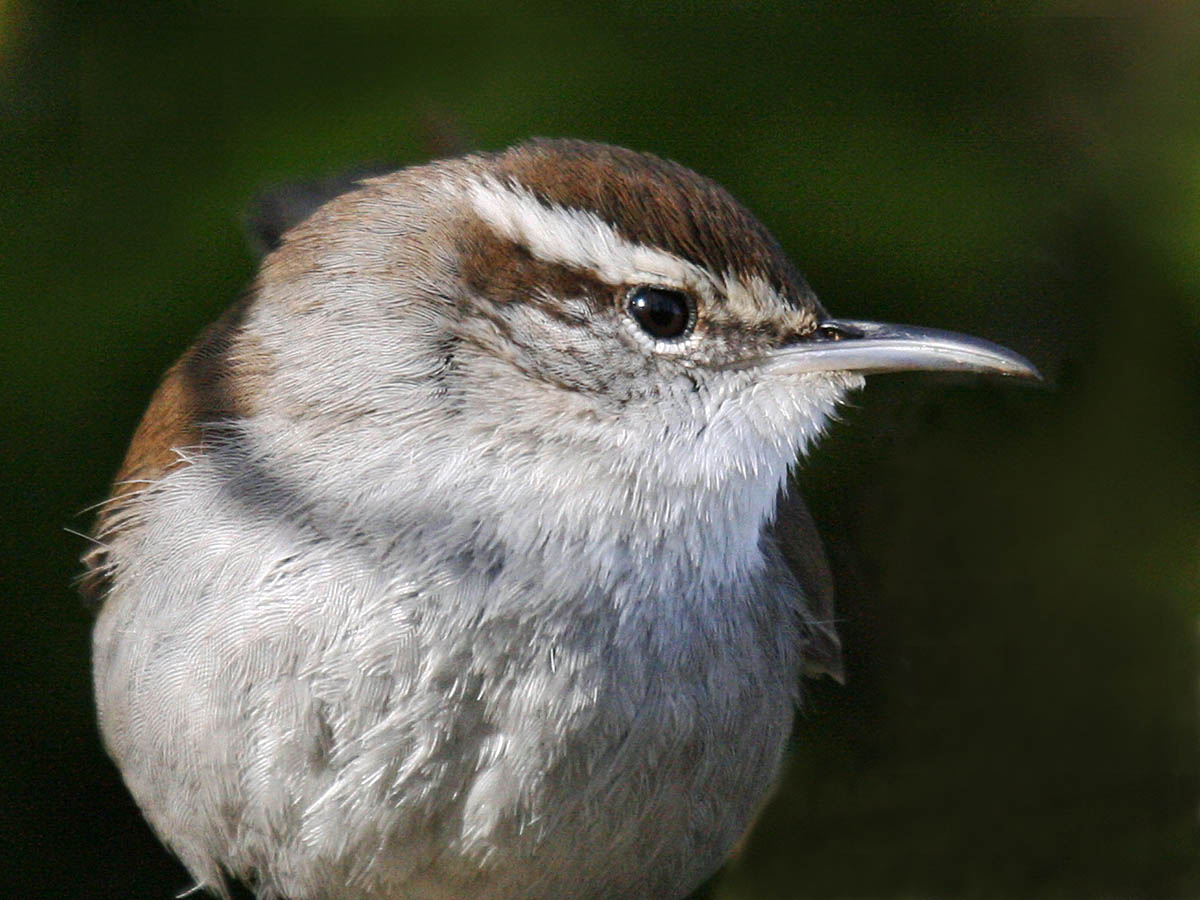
[721,271,784,313]
[467,175,711,289]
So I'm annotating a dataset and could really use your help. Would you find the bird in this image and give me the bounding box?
[83,138,1038,900]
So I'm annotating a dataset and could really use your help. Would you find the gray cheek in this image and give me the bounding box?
[501,307,654,399]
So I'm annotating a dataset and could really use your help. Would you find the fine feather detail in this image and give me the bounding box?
[87,139,859,900]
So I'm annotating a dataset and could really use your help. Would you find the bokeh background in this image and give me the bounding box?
[2,4,1198,898]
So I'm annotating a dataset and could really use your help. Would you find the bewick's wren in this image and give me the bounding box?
[84,139,1037,900]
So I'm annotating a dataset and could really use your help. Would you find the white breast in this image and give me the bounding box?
[94,419,808,900]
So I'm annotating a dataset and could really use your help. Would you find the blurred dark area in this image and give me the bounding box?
[2,4,1198,898]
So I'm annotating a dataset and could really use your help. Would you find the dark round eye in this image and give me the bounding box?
[627,287,694,341]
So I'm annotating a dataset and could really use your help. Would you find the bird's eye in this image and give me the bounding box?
[627,287,694,341]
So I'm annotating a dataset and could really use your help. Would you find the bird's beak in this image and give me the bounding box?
[744,318,1041,380]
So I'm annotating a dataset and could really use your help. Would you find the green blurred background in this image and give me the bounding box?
[2,4,1198,898]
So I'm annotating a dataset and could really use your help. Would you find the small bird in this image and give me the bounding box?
[84,139,1038,900]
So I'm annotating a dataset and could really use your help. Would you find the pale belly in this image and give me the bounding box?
[93,479,802,899]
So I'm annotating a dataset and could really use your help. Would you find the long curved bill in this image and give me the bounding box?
[746,318,1041,380]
